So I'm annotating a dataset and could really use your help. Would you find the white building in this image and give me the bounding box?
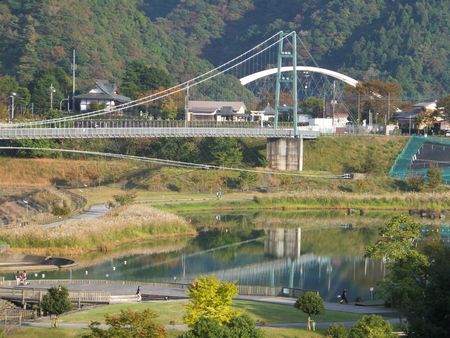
[75,80,131,112]
[187,100,247,121]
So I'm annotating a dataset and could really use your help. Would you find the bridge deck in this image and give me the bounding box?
[0,127,318,139]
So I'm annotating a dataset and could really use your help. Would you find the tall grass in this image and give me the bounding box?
[0,205,195,256]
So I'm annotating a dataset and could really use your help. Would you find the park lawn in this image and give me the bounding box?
[58,300,362,325]
[262,327,326,337]
[7,327,88,338]
[6,327,325,338]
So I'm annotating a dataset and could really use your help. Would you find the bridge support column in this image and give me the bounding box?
[267,138,304,171]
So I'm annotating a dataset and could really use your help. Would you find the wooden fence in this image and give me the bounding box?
[0,287,110,307]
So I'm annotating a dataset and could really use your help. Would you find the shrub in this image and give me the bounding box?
[113,191,137,205]
[427,164,442,189]
[406,176,425,192]
[327,323,349,338]
[52,205,71,216]
[348,315,393,338]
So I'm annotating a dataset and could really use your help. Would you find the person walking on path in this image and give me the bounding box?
[136,286,142,302]
[340,289,349,304]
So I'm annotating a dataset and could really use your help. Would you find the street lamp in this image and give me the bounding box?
[23,200,29,219]
[10,92,16,122]
[50,84,56,110]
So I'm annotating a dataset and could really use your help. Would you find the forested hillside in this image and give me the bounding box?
[147,0,450,98]
[0,0,448,100]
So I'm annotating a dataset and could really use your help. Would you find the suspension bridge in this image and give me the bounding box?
[0,31,360,170]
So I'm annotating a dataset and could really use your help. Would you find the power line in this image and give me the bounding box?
[0,147,348,179]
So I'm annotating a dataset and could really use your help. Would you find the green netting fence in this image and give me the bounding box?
[389,136,450,184]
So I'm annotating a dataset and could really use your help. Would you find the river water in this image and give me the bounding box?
[35,210,401,301]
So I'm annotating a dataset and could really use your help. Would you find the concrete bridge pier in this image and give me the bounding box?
[267,137,304,171]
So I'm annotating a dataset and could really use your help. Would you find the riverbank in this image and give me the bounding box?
[155,191,450,213]
[0,205,196,256]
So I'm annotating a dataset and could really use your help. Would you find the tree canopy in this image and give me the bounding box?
[41,286,72,327]
[184,275,240,326]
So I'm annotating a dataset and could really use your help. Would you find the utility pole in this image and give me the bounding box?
[184,82,190,126]
[387,92,391,124]
[357,92,361,125]
[71,49,76,113]
[10,92,16,122]
[331,81,336,126]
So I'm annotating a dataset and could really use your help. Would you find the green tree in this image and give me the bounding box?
[161,98,179,120]
[301,97,323,118]
[294,292,325,331]
[121,61,172,99]
[427,164,442,189]
[348,315,393,338]
[84,309,166,338]
[184,275,240,326]
[41,286,72,327]
[200,138,243,167]
[365,215,423,262]
[28,67,71,115]
[437,94,450,114]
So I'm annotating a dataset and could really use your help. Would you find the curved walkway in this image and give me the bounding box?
[43,204,109,229]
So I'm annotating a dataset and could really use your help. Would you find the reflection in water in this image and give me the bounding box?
[265,228,301,258]
[35,212,392,301]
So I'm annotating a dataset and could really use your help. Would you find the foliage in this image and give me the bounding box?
[406,176,425,192]
[121,61,172,99]
[184,275,240,326]
[200,138,243,167]
[83,309,166,338]
[406,242,450,337]
[348,315,393,338]
[180,314,263,338]
[437,94,450,115]
[52,205,71,216]
[41,286,72,327]
[113,191,137,206]
[294,292,324,330]
[327,323,349,338]
[427,164,442,189]
[365,215,423,261]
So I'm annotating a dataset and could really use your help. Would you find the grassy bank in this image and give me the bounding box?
[57,300,362,325]
[6,327,326,338]
[0,205,195,256]
[156,191,450,213]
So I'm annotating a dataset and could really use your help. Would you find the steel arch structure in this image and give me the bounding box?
[240,66,359,87]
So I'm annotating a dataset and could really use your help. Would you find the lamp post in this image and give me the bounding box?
[23,200,29,219]
[50,84,56,110]
[10,92,16,122]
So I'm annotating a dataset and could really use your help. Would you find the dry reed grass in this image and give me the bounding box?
[0,205,195,256]
[0,158,134,187]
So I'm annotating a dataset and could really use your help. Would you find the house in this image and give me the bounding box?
[250,103,275,124]
[75,80,131,112]
[187,100,247,121]
[395,101,438,132]
[333,112,350,127]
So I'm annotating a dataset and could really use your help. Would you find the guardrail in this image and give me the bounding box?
[0,287,110,307]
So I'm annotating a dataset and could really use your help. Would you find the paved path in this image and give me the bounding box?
[43,204,109,229]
